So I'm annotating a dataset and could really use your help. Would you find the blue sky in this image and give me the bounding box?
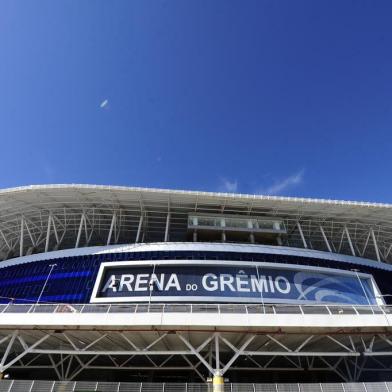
[1,1,392,202]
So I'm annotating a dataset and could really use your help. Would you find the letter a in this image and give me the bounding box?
[102,275,118,292]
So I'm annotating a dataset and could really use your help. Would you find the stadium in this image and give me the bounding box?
[0,184,392,391]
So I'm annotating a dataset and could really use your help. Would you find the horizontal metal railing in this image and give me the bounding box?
[0,302,390,316]
[0,380,391,392]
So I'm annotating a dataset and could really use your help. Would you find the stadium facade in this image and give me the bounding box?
[0,185,392,388]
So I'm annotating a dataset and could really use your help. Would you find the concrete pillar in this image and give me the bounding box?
[212,374,224,392]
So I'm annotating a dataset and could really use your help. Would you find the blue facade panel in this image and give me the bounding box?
[0,250,390,305]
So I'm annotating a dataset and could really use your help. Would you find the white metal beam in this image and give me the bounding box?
[0,230,11,251]
[319,225,332,252]
[75,213,86,248]
[296,221,308,249]
[370,228,381,262]
[136,214,143,243]
[19,216,24,257]
[107,213,117,245]
[221,335,255,374]
[176,333,215,375]
[0,333,51,372]
[164,213,170,242]
[0,331,17,370]
[45,214,52,253]
[344,226,356,256]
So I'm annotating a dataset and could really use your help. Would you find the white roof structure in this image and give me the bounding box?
[1,185,392,383]
[0,184,391,263]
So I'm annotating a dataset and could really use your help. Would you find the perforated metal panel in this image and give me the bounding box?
[319,384,344,392]
[299,383,322,392]
[231,384,255,392]
[165,383,188,392]
[0,380,13,392]
[53,381,76,392]
[343,383,366,392]
[118,383,143,392]
[74,381,98,391]
[30,380,55,392]
[96,382,120,392]
[0,380,390,392]
[364,383,390,392]
[9,380,33,392]
[276,385,300,392]
[141,383,164,392]
[187,383,209,392]
[254,384,277,392]
[386,383,392,392]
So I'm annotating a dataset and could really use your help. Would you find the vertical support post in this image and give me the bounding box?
[361,231,371,257]
[213,375,224,392]
[215,334,220,375]
[45,214,52,253]
[370,228,381,262]
[319,225,332,252]
[75,214,85,248]
[107,213,117,245]
[221,232,226,242]
[193,231,197,242]
[136,214,143,243]
[297,221,308,249]
[213,333,224,392]
[20,216,24,257]
[164,213,170,242]
[344,226,356,256]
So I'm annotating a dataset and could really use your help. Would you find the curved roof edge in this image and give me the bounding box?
[0,183,391,209]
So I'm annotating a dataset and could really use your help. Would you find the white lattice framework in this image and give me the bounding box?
[2,328,392,382]
[0,185,391,263]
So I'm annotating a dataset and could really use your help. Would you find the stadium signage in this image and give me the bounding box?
[100,272,291,294]
[91,260,379,305]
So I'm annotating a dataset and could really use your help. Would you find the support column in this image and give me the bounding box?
[296,221,308,249]
[107,213,117,245]
[320,225,332,253]
[75,214,86,248]
[135,214,143,243]
[20,216,24,257]
[213,334,223,392]
[45,214,52,253]
[344,226,356,256]
[212,374,224,392]
[370,228,381,262]
[164,213,170,242]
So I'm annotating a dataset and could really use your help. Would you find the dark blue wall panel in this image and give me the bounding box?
[0,251,390,304]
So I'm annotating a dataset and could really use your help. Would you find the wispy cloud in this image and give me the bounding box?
[218,178,238,193]
[100,99,109,109]
[258,169,304,195]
